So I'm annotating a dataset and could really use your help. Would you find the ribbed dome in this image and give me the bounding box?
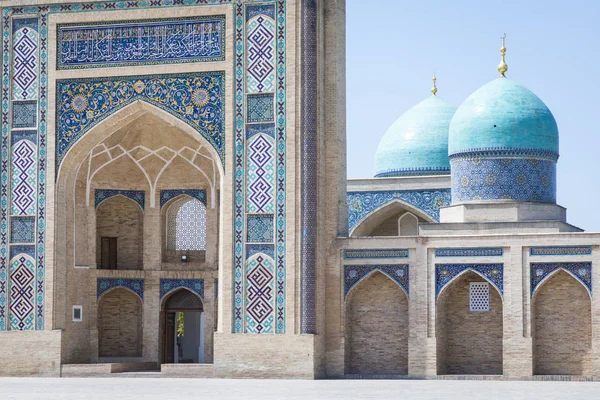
[449,78,559,156]
[375,96,457,177]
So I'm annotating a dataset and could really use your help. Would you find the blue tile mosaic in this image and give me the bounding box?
[247,93,274,123]
[56,72,225,170]
[530,246,592,256]
[247,4,276,20]
[10,216,35,243]
[344,249,409,259]
[450,157,556,204]
[347,189,451,232]
[12,19,38,101]
[531,262,592,296]
[159,279,204,300]
[57,16,225,69]
[246,244,275,260]
[95,189,145,210]
[160,189,206,209]
[246,8,275,93]
[435,248,504,257]
[12,101,36,128]
[246,214,274,243]
[344,265,409,298]
[97,278,144,301]
[436,263,504,298]
[9,244,35,260]
[10,130,37,145]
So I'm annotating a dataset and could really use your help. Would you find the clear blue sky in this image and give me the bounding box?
[347,0,600,231]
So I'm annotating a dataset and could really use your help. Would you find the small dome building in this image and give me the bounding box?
[374,79,457,177]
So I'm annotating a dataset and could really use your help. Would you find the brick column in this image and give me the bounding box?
[143,203,161,270]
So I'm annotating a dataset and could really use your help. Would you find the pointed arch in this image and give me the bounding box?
[98,287,143,357]
[97,285,144,303]
[161,287,204,311]
[164,195,207,251]
[398,212,418,236]
[345,268,409,300]
[96,193,145,213]
[350,199,434,237]
[437,268,503,303]
[532,267,592,300]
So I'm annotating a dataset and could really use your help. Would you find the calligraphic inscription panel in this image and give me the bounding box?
[57,16,225,69]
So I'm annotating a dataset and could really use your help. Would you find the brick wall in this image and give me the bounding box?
[96,196,144,269]
[345,272,408,374]
[533,270,592,375]
[436,272,503,374]
[99,288,143,357]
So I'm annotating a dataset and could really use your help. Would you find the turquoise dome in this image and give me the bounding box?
[448,78,559,156]
[375,96,457,177]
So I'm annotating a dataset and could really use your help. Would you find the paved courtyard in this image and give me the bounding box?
[2,378,600,400]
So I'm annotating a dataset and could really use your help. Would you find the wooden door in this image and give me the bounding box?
[101,237,117,270]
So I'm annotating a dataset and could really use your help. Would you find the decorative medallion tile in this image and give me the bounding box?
[12,101,36,128]
[436,263,504,298]
[531,262,592,295]
[10,216,35,243]
[246,214,274,243]
[247,93,274,123]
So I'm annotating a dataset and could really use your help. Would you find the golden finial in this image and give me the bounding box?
[498,33,508,78]
[431,72,438,96]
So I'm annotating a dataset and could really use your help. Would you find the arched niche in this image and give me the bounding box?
[98,288,143,358]
[351,200,431,237]
[161,194,208,264]
[345,271,408,375]
[161,289,205,364]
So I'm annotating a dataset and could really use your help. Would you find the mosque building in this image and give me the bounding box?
[0,0,598,379]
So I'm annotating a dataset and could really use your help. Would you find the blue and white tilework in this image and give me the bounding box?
[97,278,144,301]
[9,245,35,260]
[436,263,504,298]
[247,130,275,213]
[56,72,225,169]
[245,253,275,333]
[246,5,275,93]
[450,156,556,204]
[160,279,204,301]
[344,265,409,298]
[8,253,36,330]
[530,246,592,256]
[11,101,37,128]
[343,249,409,259]
[12,18,38,101]
[246,214,274,243]
[435,248,503,257]
[246,244,275,260]
[160,189,206,209]
[11,139,37,216]
[347,189,451,232]
[247,93,274,123]
[531,262,592,296]
[57,16,225,69]
[95,189,145,211]
[10,216,35,243]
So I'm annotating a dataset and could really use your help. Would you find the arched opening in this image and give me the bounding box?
[161,289,204,364]
[163,195,207,263]
[436,271,503,375]
[98,288,143,358]
[345,271,408,375]
[533,270,592,375]
[351,201,431,237]
[96,196,144,270]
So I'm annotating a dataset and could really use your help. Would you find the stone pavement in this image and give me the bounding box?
[2,377,600,400]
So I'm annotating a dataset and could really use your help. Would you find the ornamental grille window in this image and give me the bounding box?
[469,282,489,312]
[166,198,207,251]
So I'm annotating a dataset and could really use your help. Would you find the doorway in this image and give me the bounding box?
[162,289,204,364]
[100,237,117,270]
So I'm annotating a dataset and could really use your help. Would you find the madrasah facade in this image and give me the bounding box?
[0,0,598,379]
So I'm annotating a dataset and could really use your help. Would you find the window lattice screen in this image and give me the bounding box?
[469,282,489,312]
[167,198,207,251]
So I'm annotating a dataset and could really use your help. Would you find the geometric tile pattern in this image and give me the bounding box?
[97,278,144,301]
[160,279,204,301]
[530,246,592,256]
[11,101,37,128]
[11,140,37,215]
[9,244,35,260]
[8,254,35,330]
[246,253,275,333]
[12,21,38,101]
[246,244,275,260]
[159,189,206,209]
[57,16,225,69]
[347,189,452,232]
[95,189,145,210]
[10,216,35,243]
[246,7,275,93]
[247,133,275,213]
[344,265,409,298]
[247,93,274,123]
[246,214,274,243]
[343,249,409,259]
[436,263,504,298]
[451,158,556,204]
[435,248,504,257]
[56,72,225,168]
[531,262,592,296]
[166,198,206,251]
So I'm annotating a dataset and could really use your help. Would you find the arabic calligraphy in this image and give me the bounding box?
[57,16,225,69]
